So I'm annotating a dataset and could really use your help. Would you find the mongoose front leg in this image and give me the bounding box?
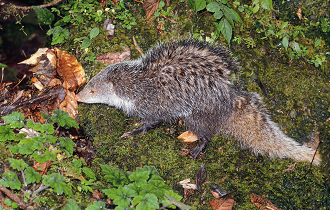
[189,138,209,159]
[122,120,160,137]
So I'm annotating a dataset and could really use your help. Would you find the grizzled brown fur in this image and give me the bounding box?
[76,39,321,165]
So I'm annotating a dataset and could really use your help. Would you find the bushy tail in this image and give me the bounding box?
[223,92,321,165]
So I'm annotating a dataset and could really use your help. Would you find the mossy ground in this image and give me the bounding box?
[67,0,330,209]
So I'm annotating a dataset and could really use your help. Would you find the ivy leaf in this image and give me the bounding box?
[260,0,273,10]
[85,201,105,210]
[103,186,136,206]
[14,133,26,141]
[43,173,72,196]
[64,199,81,210]
[214,10,223,19]
[19,144,34,155]
[9,158,28,170]
[136,166,163,181]
[2,112,25,128]
[81,38,93,49]
[47,26,70,45]
[219,18,233,45]
[83,167,96,180]
[195,0,206,12]
[129,171,149,183]
[51,110,78,129]
[315,38,321,47]
[60,137,75,156]
[0,171,21,190]
[126,182,147,196]
[0,125,15,141]
[282,37,289,50]
[25,167,42,184]
[102,165,129,186]
[132,194,159,210]
[206,2,220,12]
[33,6,55,25]
[90,27,99,39]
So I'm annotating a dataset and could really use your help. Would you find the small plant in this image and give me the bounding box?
[0,110,80,208]
[64,166,191,210]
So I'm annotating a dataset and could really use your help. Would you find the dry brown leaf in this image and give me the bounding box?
[54,47,86,91]
[209,198,235,210]
[95,47,131,65]
[296,8,302,20]
[178,131,199,142]
[60,89,78,118]
[250,193,281,210]
[178,178,196,200]
[33,160,52,176]
[143,0,161,18]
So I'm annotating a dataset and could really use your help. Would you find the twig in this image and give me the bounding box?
[32,184,50,196]
[21,170,28,187]
[12,74,26,89]
[0,67,4,87]
[4,0,63,11]
[133,36,146,58]
[0,183,33,209]
[133,0,144,4]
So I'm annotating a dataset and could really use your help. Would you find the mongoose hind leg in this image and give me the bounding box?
[121,120,160,137]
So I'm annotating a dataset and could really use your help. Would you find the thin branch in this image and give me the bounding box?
[133,36,146,58]
[0,183,33,209]
[4,0,63,11]
[32,184,50,196]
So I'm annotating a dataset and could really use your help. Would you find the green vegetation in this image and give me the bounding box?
[1,0,329,209]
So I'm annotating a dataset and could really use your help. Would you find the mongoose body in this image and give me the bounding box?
[76,39,321,165]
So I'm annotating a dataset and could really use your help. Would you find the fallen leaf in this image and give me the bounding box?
[210,185,227,198]
[296,8,302,20]
[178,178,196,200]
[250,193,281,210]
[209,198,235,210]
[196,163,207,193]
[54,47,86,91]
[33,160,52,176]
[95,47,131,64]
[60,89,78,118]
[178,131,199,142]
[143,0,161,18]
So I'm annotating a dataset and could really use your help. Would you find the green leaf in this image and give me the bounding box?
[195,0,206,12]
[159,1,165,7]
[41,111,52,122]
[219,18,233,45]
[51,110,79,129]
[19,144,34,155]
[129,171,149,183]
[33,6,55,25]
[282,37,289,50]
[149,180,170,195]
[81,38,92,49]
[0,171,21,190]
[0,125,15,141]
[64,199,81,210]
[165,194,191,210]
[315,38,321,47]
[9,158,28,170]
[214,10,223,19]
[83,167,96,180]
[103,186,135,206]
[32,139,43,151]
[132,194,159,210]
[2,112,25,128]
[26,119,34,128]
[252,4,260,13]
[60,137,75,155]
[85,201,105,210]
[46,135,57,144]
[47,26,70,45]
[161,190,183,209]
[260,0,272,10]
[187,0,195,10]
[8,145,20,154]
[25,167,42,184]
[42,124,55,134]
[102,165,129,186]
[33,150,56,163]
[206,2,220,12]
[43,173,72,196]
[33,123,43,132]
[136,166,163,181]
[126,182,147,196]
[90,27,100,39]
[14,133,26,141]
[0,63,8,68]
[139,184,162,198]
